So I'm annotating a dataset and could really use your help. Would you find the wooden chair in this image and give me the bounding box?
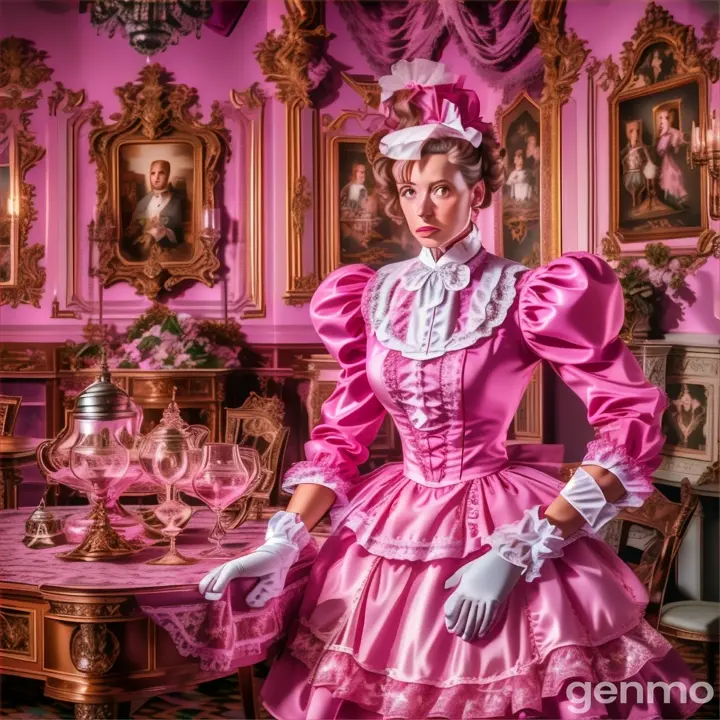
[598,478,699,628]
[222,392,290,530]
[0,394,22,436]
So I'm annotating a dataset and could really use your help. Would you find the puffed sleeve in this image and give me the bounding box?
[518,252,668,507]
[281,264,387,508]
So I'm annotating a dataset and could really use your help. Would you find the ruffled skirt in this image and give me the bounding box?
[260,463,704,719]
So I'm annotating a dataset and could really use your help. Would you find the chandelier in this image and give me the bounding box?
[89,1,214,56]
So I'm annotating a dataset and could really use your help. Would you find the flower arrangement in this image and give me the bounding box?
[61,305,243,371]
[608,242,696,342]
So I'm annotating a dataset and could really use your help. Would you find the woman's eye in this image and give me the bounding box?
[434,186,450,197]
[400,188,415,198]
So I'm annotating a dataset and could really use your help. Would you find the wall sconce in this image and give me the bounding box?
[690,109,720,220]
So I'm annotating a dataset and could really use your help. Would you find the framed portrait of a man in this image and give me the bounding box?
[89,64,229,299]
[118,142,195,262]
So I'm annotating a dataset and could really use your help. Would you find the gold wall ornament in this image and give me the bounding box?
[47,82,86,117]
[88,63,231,299]
[229,83,266,318]
[0,37,52,308]
[341,73,381,110]
[532,0,591,264]
[607,1,717,247]
[255,0,331,305]
[254,0,331,108]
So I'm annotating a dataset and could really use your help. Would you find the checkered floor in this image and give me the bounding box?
[0,639,716,719]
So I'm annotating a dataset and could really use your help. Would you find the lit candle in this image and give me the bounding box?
[691,121,697,153]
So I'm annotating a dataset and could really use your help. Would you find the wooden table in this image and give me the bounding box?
[0,507,318,719]
[0,436,43,510]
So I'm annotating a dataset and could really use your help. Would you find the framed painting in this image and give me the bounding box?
[606,3,717,248]
[495,91,542,268]
[612,72,705,240]
[89,64,230,299]
[321,135,415,274]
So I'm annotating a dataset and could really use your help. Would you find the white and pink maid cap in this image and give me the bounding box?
[377,58,492,161]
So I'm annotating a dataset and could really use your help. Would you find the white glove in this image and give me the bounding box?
[199,510,311,606]
[444,547,524,641]
[444,505,570,642]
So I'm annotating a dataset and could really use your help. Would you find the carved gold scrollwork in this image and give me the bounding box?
[0,608,31,655]
[47,82,86,117]
[531,1,591,262]
[88,63,231,299]
[74,703,115,720]
[70,623,120,675]
[0,37,51,307]
[255,1,330,305]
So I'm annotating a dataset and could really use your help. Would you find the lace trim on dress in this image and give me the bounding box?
[140,576,307,673]
[582,430,655,508]
[288,619,681,718]
[366,250,528,358]
[281,460,351,506]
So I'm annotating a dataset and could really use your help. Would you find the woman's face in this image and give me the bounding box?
[658,112,669,134]
[395,153,482,249]
[354,165,366,183]
[514,151,524,169]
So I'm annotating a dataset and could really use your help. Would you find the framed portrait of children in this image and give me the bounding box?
[607,12,714,247]
[611,72,706,241]
[319,134,415,275]
[89,64,230,299]
[494,91,542,268]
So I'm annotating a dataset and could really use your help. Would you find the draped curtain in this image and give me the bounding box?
[336,0,539,78]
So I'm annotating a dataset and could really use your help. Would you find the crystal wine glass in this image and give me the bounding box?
[146,439,196,565]
[192,443,261,558]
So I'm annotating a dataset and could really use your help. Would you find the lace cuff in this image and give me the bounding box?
[561,467,620,533]
[487,506,568,582]
[582,434,655,509]
[281,460,352,506]
[265,511,311,553]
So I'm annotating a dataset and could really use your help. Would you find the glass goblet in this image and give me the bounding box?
[146,441,196,565]
[192,443,257,559]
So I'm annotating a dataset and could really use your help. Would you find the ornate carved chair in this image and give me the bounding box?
[0,394,22,436]
[222,392,289,529]
[597,478,699,628]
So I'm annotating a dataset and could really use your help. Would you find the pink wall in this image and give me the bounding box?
[1,0,717,345]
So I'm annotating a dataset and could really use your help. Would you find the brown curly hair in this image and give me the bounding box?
[369,89,505,225]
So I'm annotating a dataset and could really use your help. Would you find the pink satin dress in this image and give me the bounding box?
[260,231,701,719]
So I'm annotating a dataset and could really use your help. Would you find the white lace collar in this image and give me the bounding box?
[365,227,528,360]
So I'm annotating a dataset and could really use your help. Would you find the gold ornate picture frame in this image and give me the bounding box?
[607,2,717,248]
[495,91,543,267]
[89,64,231,299]
[0,37,50,308]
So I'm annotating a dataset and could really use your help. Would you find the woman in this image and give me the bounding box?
[655,108,689,208]
[200,60,703,719]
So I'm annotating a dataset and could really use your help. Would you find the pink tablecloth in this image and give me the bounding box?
[0,507,318,672]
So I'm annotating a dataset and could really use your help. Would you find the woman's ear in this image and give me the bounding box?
[471,180,486,210]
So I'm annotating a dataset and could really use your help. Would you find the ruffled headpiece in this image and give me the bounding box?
[378,59,491,160]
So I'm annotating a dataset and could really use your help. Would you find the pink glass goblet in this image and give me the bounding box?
[191,443,257,559]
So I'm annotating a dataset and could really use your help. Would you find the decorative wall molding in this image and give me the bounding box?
[532,0,591,262]
[0,37,51,308]
[229,82,267,318]
[255,0,331,306]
